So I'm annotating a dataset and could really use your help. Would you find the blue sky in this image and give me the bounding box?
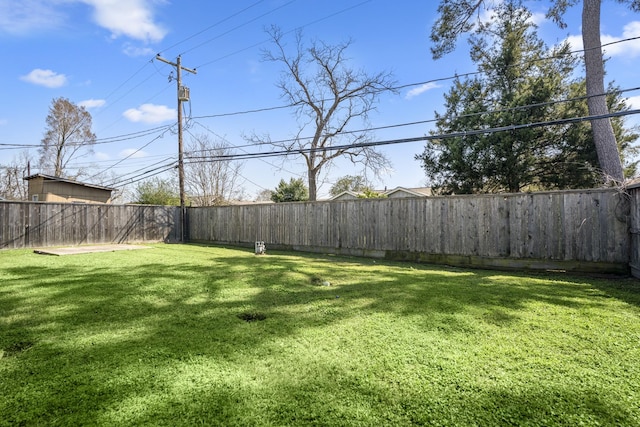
[2,0,640,200]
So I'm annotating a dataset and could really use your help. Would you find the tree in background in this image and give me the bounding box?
[0,151,32,200]
[39,97,96,178]
[255,189,274,202]
[256,26,395,201]
[133,177,180,205]
[357,188,387,199]
[329,175,368,197]
[417,1,635,194]
[547,80,638,188]
[271,178,309,203]
[184,134,245,206]
[430,0,639,183]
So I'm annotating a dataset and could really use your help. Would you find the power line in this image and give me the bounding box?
[9,34,636,154]
[183,109,640,163]
[193,0,373,69]
[0,125,173,150]
[191,35,640,121]
[108,162,178,187]
[185,85,640,154]
[159,0,268,55]
[88,130,172,180]
[181,0,298,57]
[189,120,309,180]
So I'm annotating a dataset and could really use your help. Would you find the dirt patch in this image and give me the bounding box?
[1,340,34,358]
[237,312,267,322]
[34,244,152,256]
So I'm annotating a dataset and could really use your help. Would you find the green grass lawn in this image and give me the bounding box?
[1,243,639,426]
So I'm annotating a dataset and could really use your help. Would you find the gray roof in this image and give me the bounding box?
[23,174,117,192]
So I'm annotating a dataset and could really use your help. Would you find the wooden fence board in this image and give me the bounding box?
[0,202,178,249]
[187,189,630,273]
[0,189,632,274]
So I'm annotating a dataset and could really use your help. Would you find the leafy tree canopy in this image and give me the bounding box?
[357,188,387,199]
[429,0,639,182]
[417,0,637,194]
[133,177,181,206]
[271,178,309,203]
[329,175,368,197]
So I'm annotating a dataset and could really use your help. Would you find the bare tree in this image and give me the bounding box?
[184,134,244,206]
[40,97,96,178]
[256,27,396,201]
[0,151,32,200]
[255,189,274,202]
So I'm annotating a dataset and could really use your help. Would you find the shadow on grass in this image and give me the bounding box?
[1,243,638,425]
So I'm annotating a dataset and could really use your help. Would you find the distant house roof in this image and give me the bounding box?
[23,174,117,192]
[383,187,432,198]
[329,187,432,201]
[329,190,361,201]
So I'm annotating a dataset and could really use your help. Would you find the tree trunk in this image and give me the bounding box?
[582,0,624,182]
[308,169,317,202]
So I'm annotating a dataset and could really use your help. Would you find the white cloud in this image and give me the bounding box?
[528,11,546,27]
[566,21,640,58]
[1,0,166,43]
[95,152,111,161]
[120,148,148,159]
[626,95,640,109]
[566,34,583,52]
[20,69,67,88]
[123,104,175,124]
[122,43,155,57]
[79,99,106,109]
[405,82,441,100]
[0,0,66,35]
[81,0,167,43]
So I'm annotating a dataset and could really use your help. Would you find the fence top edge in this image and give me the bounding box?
[185,187,623,209]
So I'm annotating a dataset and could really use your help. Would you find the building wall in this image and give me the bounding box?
[28,177,112,204]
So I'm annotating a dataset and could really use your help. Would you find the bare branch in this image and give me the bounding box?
[257,26,396,200]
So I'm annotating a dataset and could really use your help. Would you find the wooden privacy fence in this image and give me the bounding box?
[0,202,180,249]
[0,189,634,275]
[188,188,632,274]
[627,183,640,277]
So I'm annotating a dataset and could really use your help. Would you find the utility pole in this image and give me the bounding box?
[155,54,196,242]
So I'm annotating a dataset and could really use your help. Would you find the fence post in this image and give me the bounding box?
[628,183,640,278]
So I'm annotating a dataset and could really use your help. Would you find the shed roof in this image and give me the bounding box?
[23,174,117,192]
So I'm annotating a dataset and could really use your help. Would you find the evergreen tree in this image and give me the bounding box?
[430,0,640,182]
[417,1,635,194]
[271,178,309,203]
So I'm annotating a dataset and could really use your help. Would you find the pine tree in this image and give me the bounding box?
[417,1,635,194]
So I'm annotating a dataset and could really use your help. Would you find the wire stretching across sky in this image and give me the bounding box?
[192,0,374,69]
[184,109,640,164]
[20,17,637,187]
[192,35,640,121]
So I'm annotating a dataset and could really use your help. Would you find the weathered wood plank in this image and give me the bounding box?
[0,188,632,274]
